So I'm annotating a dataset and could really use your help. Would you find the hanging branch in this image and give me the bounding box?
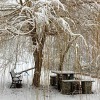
[59,36,79,71]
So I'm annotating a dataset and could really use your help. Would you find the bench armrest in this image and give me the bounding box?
[16,74,21,78]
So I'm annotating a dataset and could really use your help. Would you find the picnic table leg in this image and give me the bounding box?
[62,74,68,80]
[61,81,71,94]
[81,81,92,94]
[57,74,62,91]
[50,76,57,86]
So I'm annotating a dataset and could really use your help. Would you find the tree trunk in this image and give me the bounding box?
[32,34,46,87]
[59,52,64,71]
[32,47,43,87]
[58,37,78,71]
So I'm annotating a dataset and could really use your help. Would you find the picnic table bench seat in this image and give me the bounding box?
[61,80,94,95]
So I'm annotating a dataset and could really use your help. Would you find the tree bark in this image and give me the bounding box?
[32,34,46,87]
[32,47,43,87]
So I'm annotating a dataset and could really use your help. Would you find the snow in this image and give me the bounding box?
[5,0,17,4]
[0,82,100,100]
[0,66,100,100]
[0,57,100,100]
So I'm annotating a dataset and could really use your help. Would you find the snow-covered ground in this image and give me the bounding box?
[0,67,100,100]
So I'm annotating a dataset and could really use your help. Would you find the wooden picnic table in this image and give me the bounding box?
[51,71,79,90]
[50,70,94,95]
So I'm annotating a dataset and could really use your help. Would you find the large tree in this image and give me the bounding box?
[0,0,77,87]
[0,0,99,87]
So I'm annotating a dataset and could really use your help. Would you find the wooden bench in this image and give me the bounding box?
[61,80,94,95]
[10,69,22,88]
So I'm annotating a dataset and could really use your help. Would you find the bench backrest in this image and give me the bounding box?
[10,69,16,78]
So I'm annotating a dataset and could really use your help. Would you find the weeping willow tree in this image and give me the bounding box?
[0,0,99,87]
[60,0,100,76]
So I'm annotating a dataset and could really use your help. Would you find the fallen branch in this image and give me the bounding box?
[17,67,35,74]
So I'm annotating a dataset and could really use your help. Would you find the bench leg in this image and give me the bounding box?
[10,82,17,88]
[10,84,14,88]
